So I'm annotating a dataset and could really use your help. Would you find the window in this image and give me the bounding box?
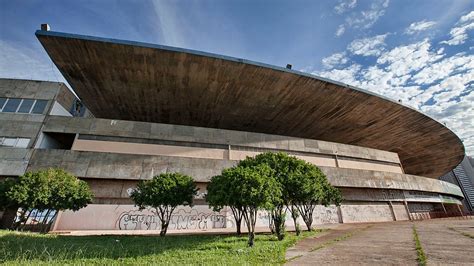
[2,98,21,112]
[17,99,35,113]
[31,100,48,114]
[0,98,48,114]
[0,98,6,110]
[0,137,31,148]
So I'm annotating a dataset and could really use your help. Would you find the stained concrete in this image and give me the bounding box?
[287,222,417,265]
[415,218,474,265]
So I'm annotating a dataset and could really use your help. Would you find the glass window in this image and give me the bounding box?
[16,138,30,148]
[0,98,7,110]
[2,98,21,113]
[2,138,17,147]
[17,99,35,113]
[31,100,48,114]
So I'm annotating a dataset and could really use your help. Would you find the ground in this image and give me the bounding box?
[287,218,474,265]
[1,218,473,265]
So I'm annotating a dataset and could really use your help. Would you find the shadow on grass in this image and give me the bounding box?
[0,231,253,262]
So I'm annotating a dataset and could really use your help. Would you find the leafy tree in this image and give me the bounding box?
[206,174,244,236]
[218,165,280,247]
[292,165,342,231]
[130,173,198,236]
[0,178,17,211]
[5,168,93,232]
[239,152,299,239]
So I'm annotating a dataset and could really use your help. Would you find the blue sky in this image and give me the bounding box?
[0,0,473,155]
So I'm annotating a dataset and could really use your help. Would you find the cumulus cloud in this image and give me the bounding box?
[442,10,474,45]
[335,0,389,37]
[314,10,474,155]
[405,20,436,35]
[321,52,349,69]
[334,0,357,14]
[347,34,388,56]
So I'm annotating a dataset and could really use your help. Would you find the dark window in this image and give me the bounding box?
[31,100,48,114]
[2,98,21,112]
[17,99,35,113]
[0,98,6,110]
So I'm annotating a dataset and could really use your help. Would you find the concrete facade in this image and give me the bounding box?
[0,78,466,232]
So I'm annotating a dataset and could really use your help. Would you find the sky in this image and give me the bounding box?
[0,0,473,155]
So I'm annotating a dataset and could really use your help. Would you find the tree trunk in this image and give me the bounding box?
[291,208,300,236]
[0,207,17,229]
[272,205,286,241]
[160,221,168,236]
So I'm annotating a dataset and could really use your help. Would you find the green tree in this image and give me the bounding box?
[0,178,17,211]
[219,165,280,247]
[239,152,299,239]
[293,165,342,231]
[5,168,93,232]
[206,174,244,236]
[130,173,198,236]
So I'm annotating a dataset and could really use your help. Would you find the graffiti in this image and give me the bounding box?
[117,208,234,231]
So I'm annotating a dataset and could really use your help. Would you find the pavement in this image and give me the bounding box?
[286,217,474,265]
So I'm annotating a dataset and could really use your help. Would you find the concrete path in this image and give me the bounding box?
[286,218,474,265]
[415,219,474,265]
[287,221,416,265]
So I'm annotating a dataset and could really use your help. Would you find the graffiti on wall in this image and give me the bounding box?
[116,208,235,231]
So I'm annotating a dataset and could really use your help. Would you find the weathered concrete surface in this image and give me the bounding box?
[415,218,474,265]
[287,219,474,266]
[287,222,417,265]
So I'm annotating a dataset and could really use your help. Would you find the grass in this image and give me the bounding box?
[412,225,427,266]
[0,230,318,265]
[309,225,370,252]
[448,227,474,239]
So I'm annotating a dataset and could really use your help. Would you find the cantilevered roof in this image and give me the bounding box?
[36,30,465,178]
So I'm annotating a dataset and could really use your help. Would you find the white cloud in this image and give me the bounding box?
[334,0,357,14]
[377,39,443,77]
[335,0,389,36]
[335,25,346,37]
[0,40,64,83]
[405,20,436,35]
[321,52,349,69]
[441,10,474,45]
[151,0,186,47]
[347,34,388,56]
[314,10,474,156]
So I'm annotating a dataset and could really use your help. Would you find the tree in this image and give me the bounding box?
[130,173,198,236]
[219,165,280,247]
[239,152,300,239]
[206,174,244,236]
[292,165,342,231]
[5,168,93,232]
[0,178,18,229]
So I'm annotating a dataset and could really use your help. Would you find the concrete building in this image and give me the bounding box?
[0,28,467,232]
[440,156,474,214]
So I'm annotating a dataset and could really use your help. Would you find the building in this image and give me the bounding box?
[440,156,474,214]
[0,28,467,232]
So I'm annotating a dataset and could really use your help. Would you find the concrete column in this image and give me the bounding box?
[388,201,397,221]
[228,145,231,160]
[337,205,344,223]
[441,202,447,216]
[403,200,412,221]
[456,204,464,218]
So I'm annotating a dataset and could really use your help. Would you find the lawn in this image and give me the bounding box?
[0,230,318,265]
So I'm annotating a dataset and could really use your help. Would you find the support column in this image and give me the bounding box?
[337,205,344,224]
[456,204,464,219]
[404,200,412,221]
[441,202,447,216]
[388,201,397,221]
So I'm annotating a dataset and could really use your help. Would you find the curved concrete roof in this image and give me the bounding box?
[35,30,464,178]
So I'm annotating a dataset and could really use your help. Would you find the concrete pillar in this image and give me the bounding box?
[441,202,447,216]
[388,201,397,221]
[456,204,464,219]
[404,200,412,221]
[337,205,344,223]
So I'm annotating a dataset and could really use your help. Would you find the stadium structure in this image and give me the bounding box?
[0,27,467,231]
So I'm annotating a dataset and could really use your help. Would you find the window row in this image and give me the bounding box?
[0,97,48,114]
[0,137,30,148]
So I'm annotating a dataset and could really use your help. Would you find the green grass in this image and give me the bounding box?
[0,230,318,265]
[412,225,427,266]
